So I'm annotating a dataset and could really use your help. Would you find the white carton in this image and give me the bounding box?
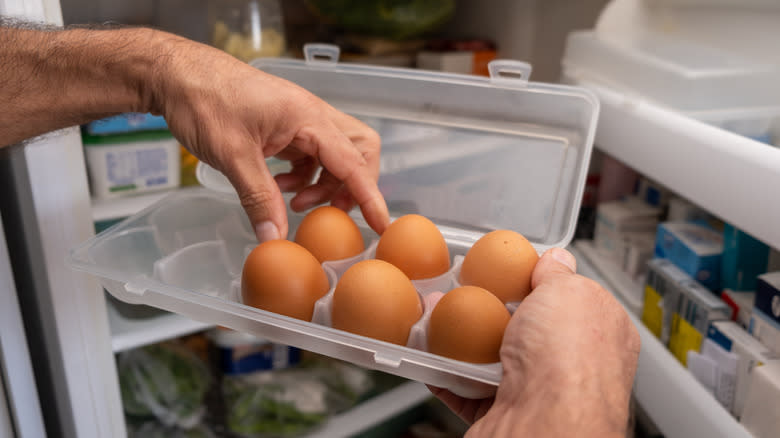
[83,132,180,199]
[707,321,778,418]
[594,197,660,263]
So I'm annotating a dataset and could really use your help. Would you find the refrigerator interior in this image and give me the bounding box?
[1,0,780,437]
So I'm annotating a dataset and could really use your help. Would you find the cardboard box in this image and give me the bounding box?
[688,339,737,411]
[749,272,780,354]
[636,177,671,208]
[83,131,181,199]
[654,221,724,291]
[707,321,778,417]
[667,196,711,223]
[416,40,497,76]
[721,224,769,292]
[624,232,656,281]
[722,289,756,329]
[642,258,730,365]
[594,198,660,264]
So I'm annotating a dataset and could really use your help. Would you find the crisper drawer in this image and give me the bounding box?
[70,44,598,398]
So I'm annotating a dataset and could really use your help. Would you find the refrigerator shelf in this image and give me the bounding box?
[107,298,213,353]
[570,242,753,438]
[573,79,780,250]
[304,381,431,438]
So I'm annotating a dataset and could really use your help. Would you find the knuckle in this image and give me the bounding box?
[363,128,381,149]
[239,190,275,215]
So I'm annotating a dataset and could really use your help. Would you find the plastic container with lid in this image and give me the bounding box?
[208,0,286,61]
[69,44,599,399]
[82,131,181,200]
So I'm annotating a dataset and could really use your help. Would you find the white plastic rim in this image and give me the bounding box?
[195,162,235,195]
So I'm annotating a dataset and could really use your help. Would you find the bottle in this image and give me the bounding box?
[208,0,286,62]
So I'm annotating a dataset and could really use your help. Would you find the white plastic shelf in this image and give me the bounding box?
[305,381,431,438]
[570,243,753,438]
[576,80,780,251]
[107,299,213,353]
[91,187,201,222]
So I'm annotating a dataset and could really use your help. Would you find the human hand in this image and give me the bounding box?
[431,248,640,438]
[147,33,389,242]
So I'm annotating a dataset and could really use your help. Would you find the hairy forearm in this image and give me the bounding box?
[0,20,172,147]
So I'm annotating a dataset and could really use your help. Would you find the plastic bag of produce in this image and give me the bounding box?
[127,419,217,438]
[223,360,373,437]
[119,343,212,429]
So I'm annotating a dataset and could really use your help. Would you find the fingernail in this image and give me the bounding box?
[551,248,577,273]
[255,221,280,242]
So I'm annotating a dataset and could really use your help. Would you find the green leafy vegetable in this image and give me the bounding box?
[306,0,455,40]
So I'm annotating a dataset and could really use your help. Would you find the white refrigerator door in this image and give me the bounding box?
[0,377,14,438]
[0,1,126,437]
[0,214,46,438]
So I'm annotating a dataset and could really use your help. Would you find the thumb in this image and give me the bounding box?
[224,159,289,243]
[531,247,577,289]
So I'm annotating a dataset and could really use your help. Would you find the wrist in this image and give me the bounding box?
[472,369,629,438]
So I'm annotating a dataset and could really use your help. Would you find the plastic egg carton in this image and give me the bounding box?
[72,190,506,398]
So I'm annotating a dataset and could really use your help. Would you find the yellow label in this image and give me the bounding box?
[642,285,664,339]
[669,313,703,366]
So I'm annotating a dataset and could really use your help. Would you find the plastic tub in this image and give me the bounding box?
[70,45,599,398]
[83,131,181,199]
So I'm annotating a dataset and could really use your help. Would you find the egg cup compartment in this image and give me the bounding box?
[153,240,238,301]
[320,244,371,278]
[362,239,461,296]
[148,195,251,256]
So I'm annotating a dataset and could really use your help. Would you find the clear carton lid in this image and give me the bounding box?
[199,44,599,252]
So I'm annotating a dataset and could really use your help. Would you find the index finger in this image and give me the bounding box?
[294,119,389,234]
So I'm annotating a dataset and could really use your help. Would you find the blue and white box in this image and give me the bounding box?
[85,112,168,135]
[750,272,780,355]
[654,221,723,291]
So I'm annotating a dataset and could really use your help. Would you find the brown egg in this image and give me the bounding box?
[294,206,365,263]
[375,214,450,280]
[428,286,511,363]
[459,230,539,303]
[332,259,422,345]
[242,240,330,321]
